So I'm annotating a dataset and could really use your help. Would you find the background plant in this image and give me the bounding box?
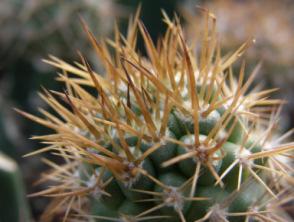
[0,0,122,218]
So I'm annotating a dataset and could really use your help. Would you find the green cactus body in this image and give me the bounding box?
[168,109,221,138]
[217,106,245,144]
[91,200,119,219]
[219,142,250,190]
[0,152,31,222]
[142,131,178,172]
[177,134,223,185]
[117,157,155,200]
[153,172,191,221]
[99,170,125,209]
[19,9,293,222]
[186,186,229,221]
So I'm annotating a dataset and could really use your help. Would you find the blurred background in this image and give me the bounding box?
[0,0,293,220]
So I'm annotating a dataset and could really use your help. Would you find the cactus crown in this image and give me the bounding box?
[19,8,293,222]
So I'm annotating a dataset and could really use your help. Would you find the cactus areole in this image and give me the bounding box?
[19,8,293,222]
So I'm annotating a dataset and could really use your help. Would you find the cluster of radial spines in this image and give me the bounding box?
[18,8,294,222]
[27,159,110,222]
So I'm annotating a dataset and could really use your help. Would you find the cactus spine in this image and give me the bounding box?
[19,9,293,222]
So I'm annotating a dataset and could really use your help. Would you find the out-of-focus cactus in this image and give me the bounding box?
[0,0,122,66]
[0,0,122,159]
[0,152,31,222]
[0,1,124,219]
[19,9,293,222]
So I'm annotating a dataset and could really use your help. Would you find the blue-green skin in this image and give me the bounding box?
[228,192,254,222]
[168,109,221,138]
[91,200,119,221]
[100,170,125,209]
[168,110,188,139]
[154,172,191,221]
[245,138,265,166]
[220,141,265,191]
[91,200,151,222]
[118,200,151,217]
[217,106,244,144]
[186,184,261,222]
[118,157,155,200]
[227,119,244,144]
[219,142,249,190]
[78,162,95,182]
[78,164,125,209]
[91,191,153,221]
[228,181,265,222]
[141,131,177,173]
[106,136,156,200]
[177,134,223,185]
[184,110,221,136]
[112,134,178,172]
[186,186,229,221]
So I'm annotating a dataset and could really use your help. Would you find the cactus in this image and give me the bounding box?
[0,0,119,63]
[0,152,31,222]
[0,0,122,160]
[18,9,294,222]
